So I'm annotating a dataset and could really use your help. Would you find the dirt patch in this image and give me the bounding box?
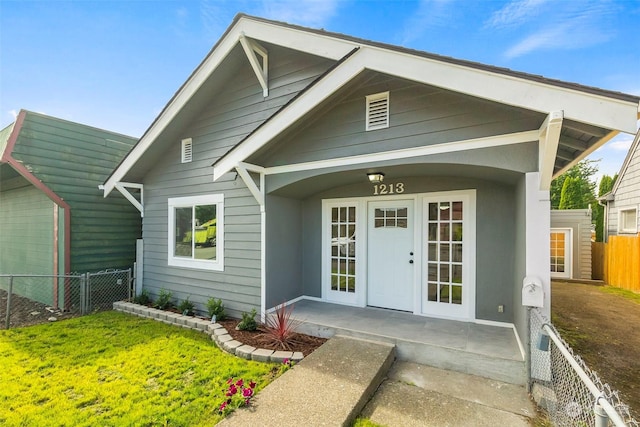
[551,281,640,419]
[218,318,327,357]
[0,289,77,329]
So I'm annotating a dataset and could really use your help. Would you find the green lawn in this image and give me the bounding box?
[0,311,276,426]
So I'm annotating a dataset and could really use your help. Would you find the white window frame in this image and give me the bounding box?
[168,194,224,271]
[618,206,638,234]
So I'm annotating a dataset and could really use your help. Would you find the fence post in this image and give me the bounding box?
[127,268,133,301]
[4,276,13,329]
[80,274,86,315]
[594,400,609,427]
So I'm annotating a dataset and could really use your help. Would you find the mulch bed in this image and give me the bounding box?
[218,318,327,356]
[0,289,77,329]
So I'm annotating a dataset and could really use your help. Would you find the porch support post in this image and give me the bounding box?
[525,172,551,317]
[234,162,267,321]
[239,34,269,97]
[113,182,144,217]
[538,111,563,191]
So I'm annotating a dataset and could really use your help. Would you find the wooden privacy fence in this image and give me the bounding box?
[594,235,640,292]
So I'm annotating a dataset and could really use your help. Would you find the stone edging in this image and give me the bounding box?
[113,301,304,364]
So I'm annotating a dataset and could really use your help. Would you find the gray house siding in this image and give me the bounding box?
[550,209,592,280]
[140,48,336,317]
[607,138,640,237]
[254,72,544,167]
[266,174,519,323]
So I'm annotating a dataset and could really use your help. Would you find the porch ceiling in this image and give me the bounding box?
[268,163,522,199]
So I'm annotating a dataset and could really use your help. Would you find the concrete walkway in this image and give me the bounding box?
[361,362,536,426]
[217,335,535,426]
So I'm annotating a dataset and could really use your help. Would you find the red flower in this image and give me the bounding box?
[219,401,228,412]
[249,381,256,389]
[242,387,254,398]
[226,377,233,384]
[235,379,244,387]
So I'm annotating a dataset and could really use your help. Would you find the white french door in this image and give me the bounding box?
[421,191,475,320]
[550,228,572,279]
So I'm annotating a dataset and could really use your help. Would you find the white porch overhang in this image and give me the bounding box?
[103,14,640,198]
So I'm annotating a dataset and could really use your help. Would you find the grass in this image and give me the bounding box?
[352,418,386,427]
[0,311,276,426]
[598,285,640,304]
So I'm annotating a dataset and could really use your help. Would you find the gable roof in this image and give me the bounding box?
[609,129,640,197]
[102,13,640,195]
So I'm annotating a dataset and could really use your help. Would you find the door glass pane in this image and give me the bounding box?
[439,202,450,220]
[424,199,465,308]
[428,243,437,261]
[330,205,357,294]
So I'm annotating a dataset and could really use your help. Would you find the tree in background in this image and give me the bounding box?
[550,159,598,210]
[594,174,617,242]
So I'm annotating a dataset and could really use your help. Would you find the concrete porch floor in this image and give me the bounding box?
[289,299,526,385]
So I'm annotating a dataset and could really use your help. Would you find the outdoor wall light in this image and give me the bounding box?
[367,172,385,183]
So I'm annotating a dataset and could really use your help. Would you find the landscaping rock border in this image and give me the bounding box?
[113,301,304,364]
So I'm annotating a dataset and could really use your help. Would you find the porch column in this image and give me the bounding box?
[525,172,551,317]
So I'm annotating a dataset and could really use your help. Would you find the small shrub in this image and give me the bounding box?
[261,303,302,351]
[218,377,257,415]
[178,297,195,316]
[132,289,151,305]
[237,309,257,331]
[154,289,173,310]
[207,297,225,321]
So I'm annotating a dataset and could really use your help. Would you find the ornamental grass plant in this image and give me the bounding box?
[0,311,275,426]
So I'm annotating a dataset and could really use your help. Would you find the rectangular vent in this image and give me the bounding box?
[366,92,389,131]
[181,138,193,163]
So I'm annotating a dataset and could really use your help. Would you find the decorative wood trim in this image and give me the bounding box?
[114,182,144,217]
[240,34,269,97]
[538,111,563,191]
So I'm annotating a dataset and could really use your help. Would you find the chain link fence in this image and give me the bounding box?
[529,307,638,426]
[0,269,132,329]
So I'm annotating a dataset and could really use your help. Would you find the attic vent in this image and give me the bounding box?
[366,92,389,131]
[181,138,193,163]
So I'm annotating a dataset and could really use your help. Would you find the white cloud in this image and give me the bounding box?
[259,0,340,28]
[484,1,617,59]
[399,0,454,45]
[9,110,18,120]
[608,134,635,152]
[484,0,549,29]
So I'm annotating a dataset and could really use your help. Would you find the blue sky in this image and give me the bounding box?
[1,0,639,181]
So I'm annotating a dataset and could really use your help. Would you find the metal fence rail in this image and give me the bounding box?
[0,269,131,329]
[530,307,638,426]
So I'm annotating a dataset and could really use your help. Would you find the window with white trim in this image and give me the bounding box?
[181,138,193,163]
[365,92,389,131]
[168,194,224,271]
[618,207,638,234]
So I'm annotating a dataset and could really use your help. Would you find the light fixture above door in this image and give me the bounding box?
[367,172,385,183]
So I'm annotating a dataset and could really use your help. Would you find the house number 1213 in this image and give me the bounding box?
[373,183,405,195]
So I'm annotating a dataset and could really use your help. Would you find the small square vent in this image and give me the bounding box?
[181,138,193,163]
[366,91,389,131]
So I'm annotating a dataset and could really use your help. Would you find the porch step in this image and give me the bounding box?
[217,335,396,427]
[293,303,526,386]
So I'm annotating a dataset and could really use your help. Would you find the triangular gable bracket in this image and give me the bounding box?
[538,111,563,191]
[240,34,269,97]
[235,162,265,210]
[114,182,144,217]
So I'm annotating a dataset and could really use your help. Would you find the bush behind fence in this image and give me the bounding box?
[530,307,638,426]
[0,269,132,329]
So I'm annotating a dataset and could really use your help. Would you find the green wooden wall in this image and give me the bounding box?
[5,112,141,273]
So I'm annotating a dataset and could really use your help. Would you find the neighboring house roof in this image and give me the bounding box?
[102,13,640,196]
[2,110,137,205]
